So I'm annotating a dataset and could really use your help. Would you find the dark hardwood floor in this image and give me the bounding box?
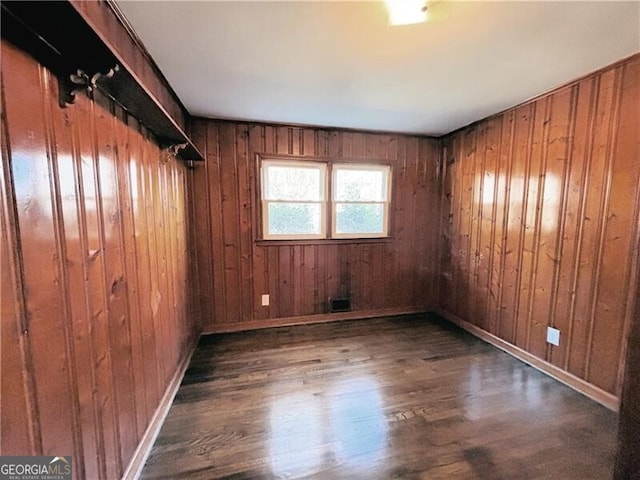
[140,315,618,479]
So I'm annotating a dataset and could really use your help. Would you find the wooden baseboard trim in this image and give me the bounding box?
[122,336,199,480]
[203,307,432,334]
[434,308,619,411]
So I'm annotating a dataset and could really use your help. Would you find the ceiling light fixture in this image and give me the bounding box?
[385,0,428,26]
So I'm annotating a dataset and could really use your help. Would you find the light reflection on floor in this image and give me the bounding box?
[268,376,387,477]
[464,360,544,421]
[140,317,619,480]
[268,391,323,477]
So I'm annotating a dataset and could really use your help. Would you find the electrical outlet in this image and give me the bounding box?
[547,327,560,346]
[261,294,270,307]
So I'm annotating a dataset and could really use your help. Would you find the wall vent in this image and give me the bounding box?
[330,297,351,313]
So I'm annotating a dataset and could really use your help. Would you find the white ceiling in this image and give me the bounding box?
[117,1,640,136]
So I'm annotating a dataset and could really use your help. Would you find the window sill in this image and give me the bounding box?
[256,237,393,246]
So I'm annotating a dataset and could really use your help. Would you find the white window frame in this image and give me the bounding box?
[259,158,392,241]
[261,159,328,240]
[331,163,392,239]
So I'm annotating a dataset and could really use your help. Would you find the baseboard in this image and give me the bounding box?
[434,308,619,411]
[203,307,432,334]
[121,336,199,480]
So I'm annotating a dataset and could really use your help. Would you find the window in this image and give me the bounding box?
[260,158,391,240]
[332,164,391,238]
[261,160,327,240]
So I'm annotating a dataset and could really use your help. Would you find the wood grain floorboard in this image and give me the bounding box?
[140,314,617,479]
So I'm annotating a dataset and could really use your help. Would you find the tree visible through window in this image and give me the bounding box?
[333,165,390,238]
[262,160,327,239]
[260,159,391,240]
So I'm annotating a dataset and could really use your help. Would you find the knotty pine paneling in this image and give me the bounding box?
[0,40,198,479]
[440,53,640,397]
[190,119,442,332]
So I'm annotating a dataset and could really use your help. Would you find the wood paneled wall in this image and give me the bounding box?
[616,262,640,478]
[439,54,640,398]
[190,119,441,332]
[0,41,198,479]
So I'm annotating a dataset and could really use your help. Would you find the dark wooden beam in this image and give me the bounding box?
[1,1,203,161]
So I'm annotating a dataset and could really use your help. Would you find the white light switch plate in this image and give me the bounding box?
[547,327,560,346]
[261,294,270,306]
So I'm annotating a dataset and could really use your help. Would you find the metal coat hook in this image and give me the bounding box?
[164,142,189,162]
[60,64,120,107]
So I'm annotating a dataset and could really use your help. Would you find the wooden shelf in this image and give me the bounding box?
[1,1,203,161]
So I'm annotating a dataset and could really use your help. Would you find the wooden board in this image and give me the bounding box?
[0,40,199,478]
[440,53,640,397]
[190,120,442,332]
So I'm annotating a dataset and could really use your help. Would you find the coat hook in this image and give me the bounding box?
[164,142,189,162]
[60,65,120,107]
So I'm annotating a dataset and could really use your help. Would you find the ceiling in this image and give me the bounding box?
[117,1,639,136]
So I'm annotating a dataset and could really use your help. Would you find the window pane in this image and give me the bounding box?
[335,168,387,201]
[266,165,323,201]
[267,202,322,235]
[335,203,384,234]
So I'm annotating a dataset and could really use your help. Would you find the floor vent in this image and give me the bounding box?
[330,297,351,313]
